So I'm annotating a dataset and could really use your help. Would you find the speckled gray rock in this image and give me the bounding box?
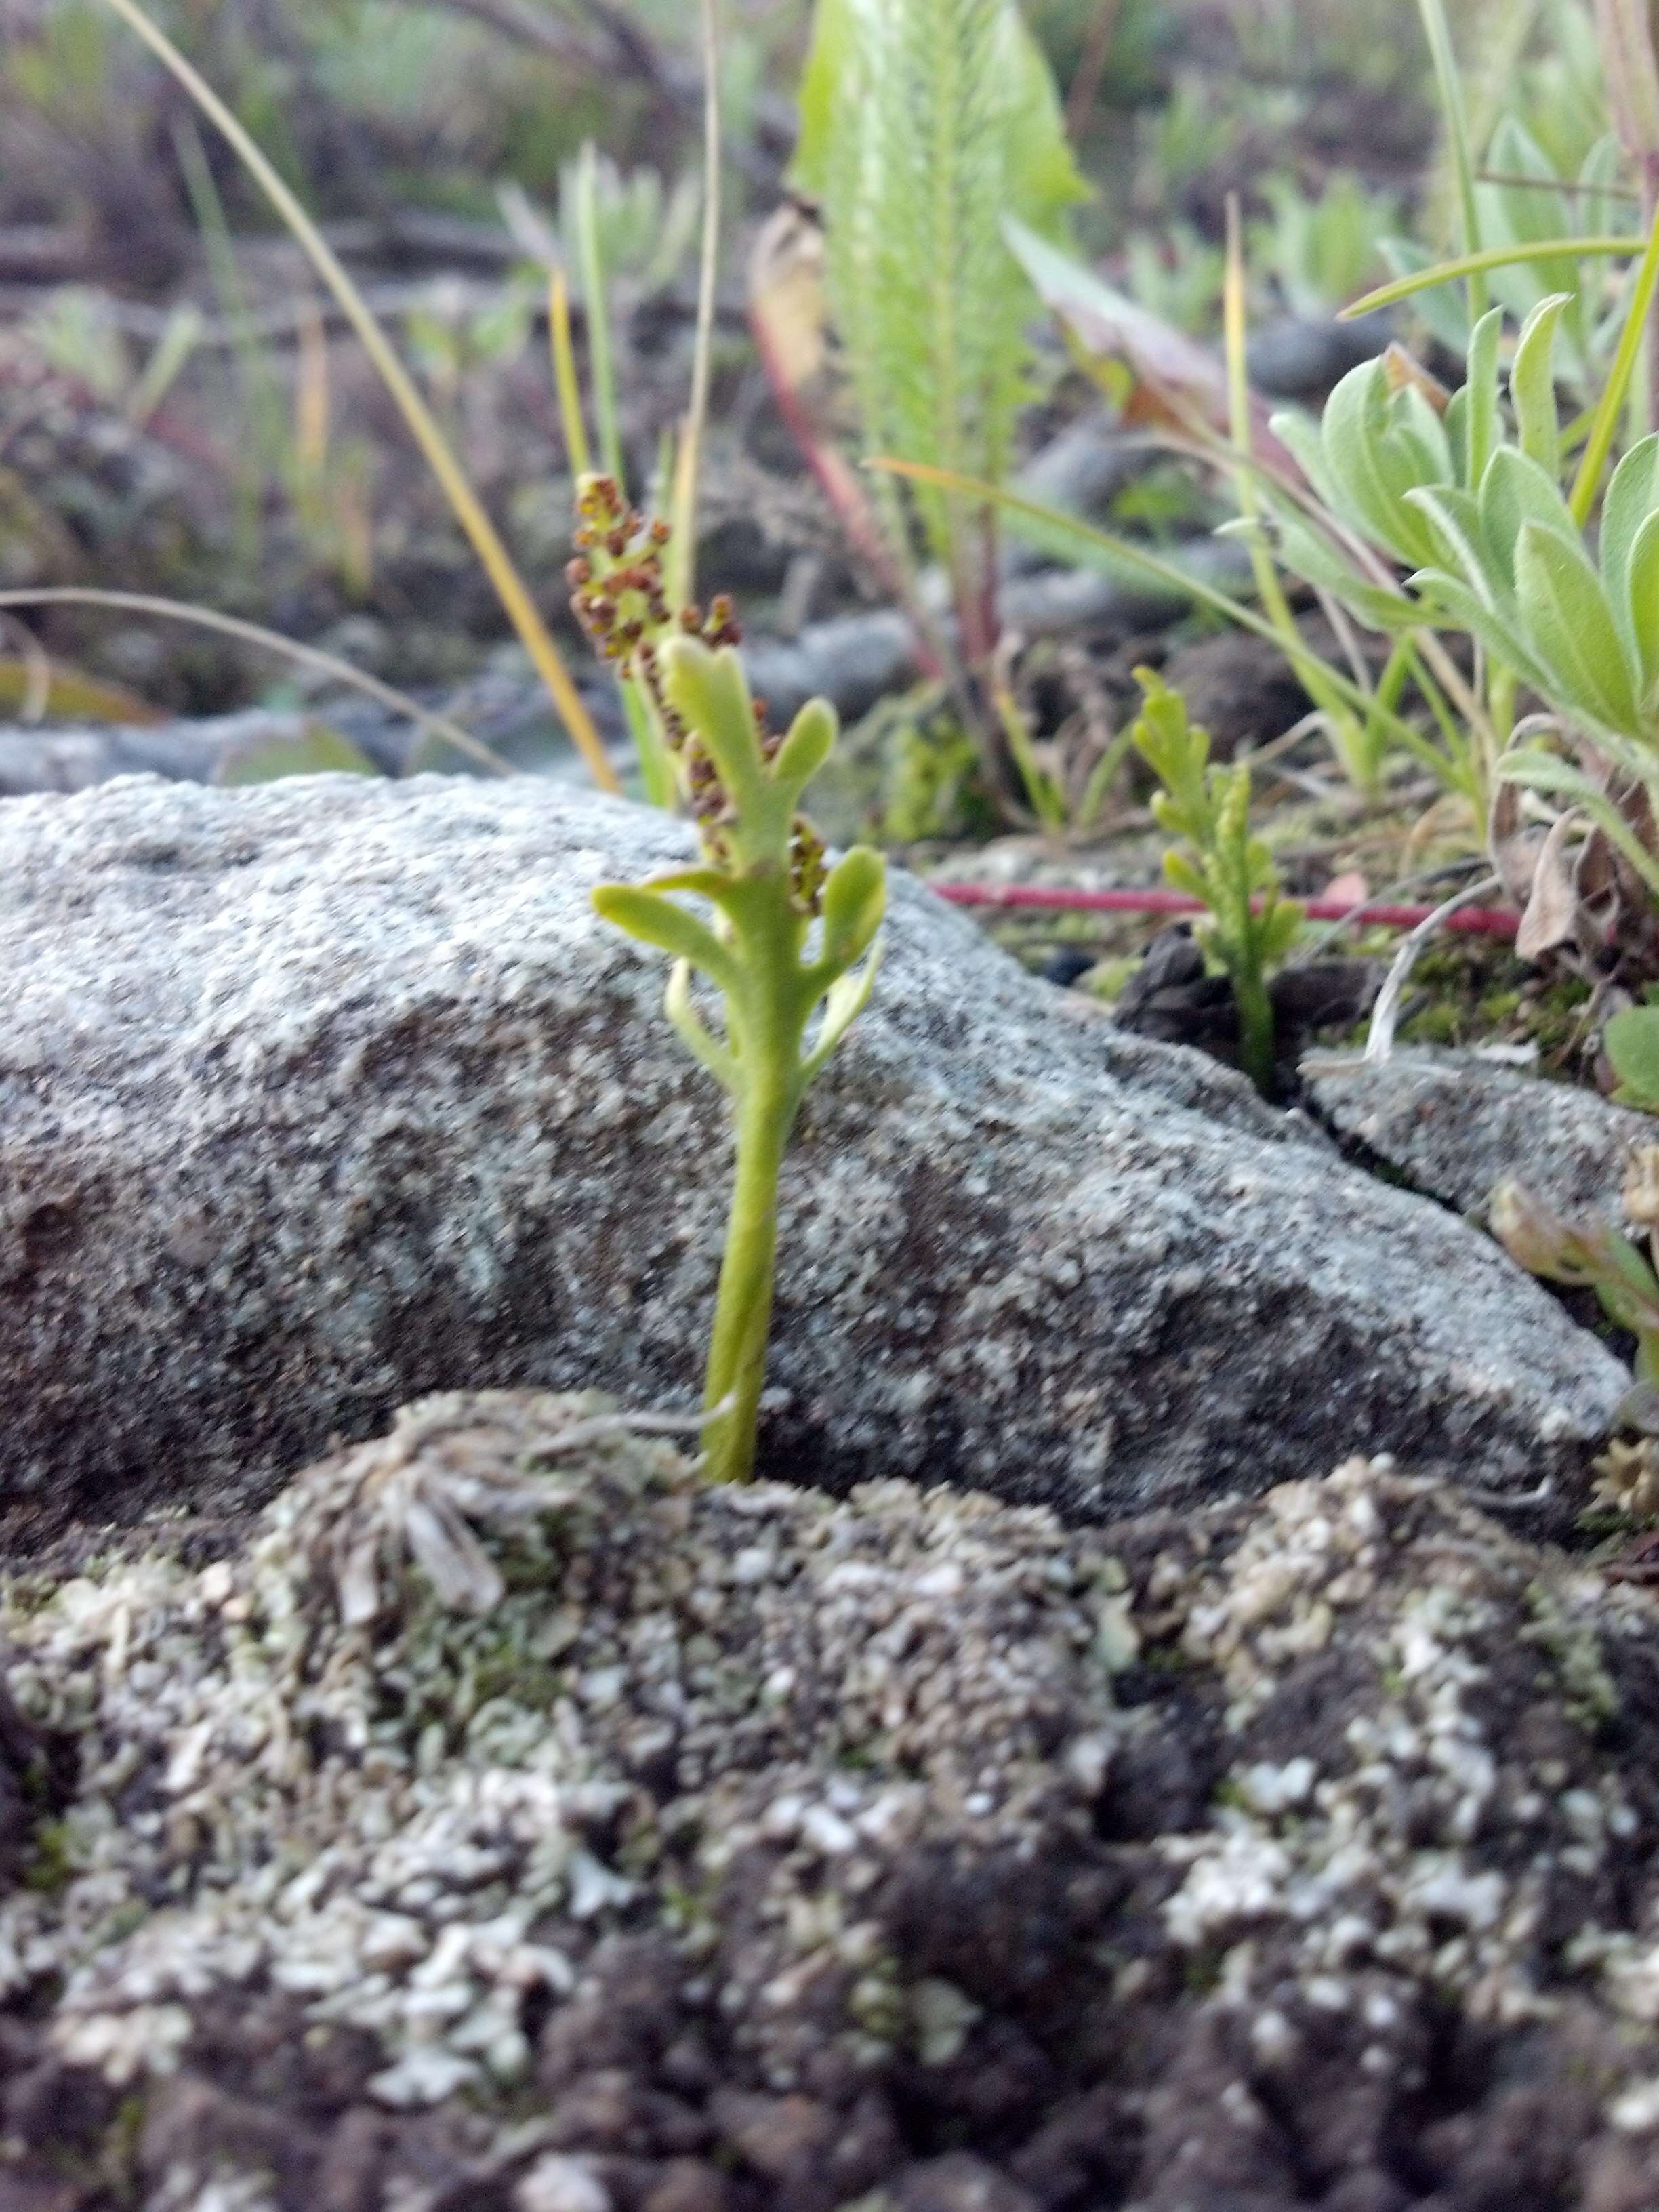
[0,775,1626,1524]
[1308,1047,1657,1223]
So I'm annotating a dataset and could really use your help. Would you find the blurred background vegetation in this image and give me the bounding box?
[0,0,1551,736]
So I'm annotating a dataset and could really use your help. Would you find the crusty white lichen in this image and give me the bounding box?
[7,1403,1659,2179]
[0,1391,1137,2112]
[1157,1456,1650,2052]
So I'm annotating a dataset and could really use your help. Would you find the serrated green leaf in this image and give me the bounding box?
[795,0,1085,228]
[1132,672,1212,842]
[1510,293,1571,477]
[1513,518,1641,735]
[796,0,1084,577]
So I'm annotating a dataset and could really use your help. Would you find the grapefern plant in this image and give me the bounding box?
[793,0,1084,662]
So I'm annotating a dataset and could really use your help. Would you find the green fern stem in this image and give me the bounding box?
[593,634,885,1488]
[1231,959,1277,1101]
[701,1035,797,1486]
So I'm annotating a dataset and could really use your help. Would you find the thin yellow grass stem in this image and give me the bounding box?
[549,271,593,478]
[574,145,626,488]
[94,0,617,793]
[0,588,510,774]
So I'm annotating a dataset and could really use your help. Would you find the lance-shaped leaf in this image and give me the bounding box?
[1479,118,1582,338]
[1267,407,1341,509]
[1322,360,1436,564]
[1406,569,1549,693]
[1461,305,1505,491]
[1499,747,1659,898]
[1626,506,1659,692]
[1406,483,1502,604]
[1601,432,1659,649]
[1387,382,1454,487]
[802,943,884,1083]
[591,882,741,988]
[1514,518,1642,736]
[665,959,736,1090]
[1510,293,1571,477]
[1477,445,1578,592]
[819,845,886,972]
[770,696,837,799]
[1246,506,1416,630]
[659,638,769,823]
[1605,1003,1659,1111]
[642,865,741,903]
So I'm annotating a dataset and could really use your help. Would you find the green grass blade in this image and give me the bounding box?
[1416,0,1486,321]
[1570,194,1659,524]
[1344,236,1645,319]
[870,454,1465,790]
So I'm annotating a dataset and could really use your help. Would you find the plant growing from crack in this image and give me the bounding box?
[573,478,886,1483]
[1130,668,1303,1096]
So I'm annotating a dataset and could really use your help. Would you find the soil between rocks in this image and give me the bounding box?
[3,1395,1659,2210]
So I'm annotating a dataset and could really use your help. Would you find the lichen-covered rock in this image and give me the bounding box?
[0,776,1625,1526]
[1308,1046,1657,1223]
[6,1397,1659,2209]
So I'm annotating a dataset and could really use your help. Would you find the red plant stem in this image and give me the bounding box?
[928,880,1521,938]
[746,303,947,685]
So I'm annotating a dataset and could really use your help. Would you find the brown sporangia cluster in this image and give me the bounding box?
[568,474,828,914]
